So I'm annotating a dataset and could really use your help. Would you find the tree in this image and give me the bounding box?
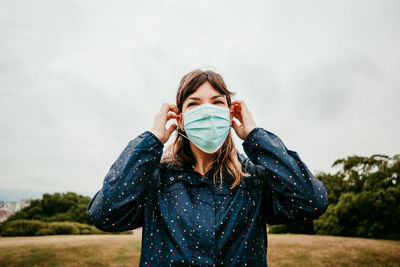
[2,192,93,226]
[270,153,400,239]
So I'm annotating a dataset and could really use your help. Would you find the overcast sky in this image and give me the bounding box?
[0,0,399,197]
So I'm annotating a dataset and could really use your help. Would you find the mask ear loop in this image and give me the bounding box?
[176,113,190,141]
[177,129,190,141]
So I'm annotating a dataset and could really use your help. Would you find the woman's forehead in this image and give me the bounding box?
[185,83,225,100]
[186,94,226,101]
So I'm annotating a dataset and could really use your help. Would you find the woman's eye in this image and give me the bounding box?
[187,101,223,107]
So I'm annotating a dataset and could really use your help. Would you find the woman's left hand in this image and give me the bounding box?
[230,100,257,140]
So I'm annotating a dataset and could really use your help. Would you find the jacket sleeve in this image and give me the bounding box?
[86,130,164,232]
[242,127,329,225]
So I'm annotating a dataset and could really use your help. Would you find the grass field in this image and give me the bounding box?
[0,231,399,267]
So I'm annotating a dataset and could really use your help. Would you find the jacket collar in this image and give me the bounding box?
[160,151,247,192]
[163,151,246,171]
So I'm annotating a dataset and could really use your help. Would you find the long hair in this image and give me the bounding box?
[161,69,251,189]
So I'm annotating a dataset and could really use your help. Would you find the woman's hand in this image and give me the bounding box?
[150,103,179,144]
[230,100,257,140]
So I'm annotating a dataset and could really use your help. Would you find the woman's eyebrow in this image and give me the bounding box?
[187,95,225,101]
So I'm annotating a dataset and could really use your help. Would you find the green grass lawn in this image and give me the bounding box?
[0,232,399,266]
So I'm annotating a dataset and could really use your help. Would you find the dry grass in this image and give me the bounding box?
[0,232,142,267]
[0,232,399,266]
[267,234,400,267]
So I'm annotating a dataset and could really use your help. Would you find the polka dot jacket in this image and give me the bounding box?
[87,127,329,266]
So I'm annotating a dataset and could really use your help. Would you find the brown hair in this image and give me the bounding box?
[161,69,251,189]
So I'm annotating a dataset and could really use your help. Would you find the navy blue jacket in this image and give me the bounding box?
[87,127,328,266]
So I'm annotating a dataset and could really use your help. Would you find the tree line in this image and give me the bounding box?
[1,153,399,239]
[0,192,131,236]
[269,154,400,240]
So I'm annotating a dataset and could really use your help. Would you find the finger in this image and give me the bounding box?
[231,100,243,105]
[234,105,242,114]
[166,123,177,135]
[231,100,243,112]
[232,119,240,131]
[168,104,180,114]
[233,107,243,123]
[233,101,252,122]
[171,104,180,114]
[230,102,239,109]
[232,102,242,112]
[166,112,177,121]
[160,103,180,115]
[240,102,254,121]
[230,104,238,113]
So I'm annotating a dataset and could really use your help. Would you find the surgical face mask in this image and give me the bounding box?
[177,103,231,154]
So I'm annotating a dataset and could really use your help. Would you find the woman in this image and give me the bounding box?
[87,69,329,266]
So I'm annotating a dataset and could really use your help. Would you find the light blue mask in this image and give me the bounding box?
[178,103,231,154]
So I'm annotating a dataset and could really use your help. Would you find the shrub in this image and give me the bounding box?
[35,228,56,236]
[1,220,47,236]
[0,219,133,236]
[48,222,80,235]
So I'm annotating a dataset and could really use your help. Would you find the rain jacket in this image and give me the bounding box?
[87,127,329,266]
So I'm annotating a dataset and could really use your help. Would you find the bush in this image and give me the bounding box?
[1,220,47,236]
[35,228,56,236]
[74,223,103,235]
[314,187,400,240]
[0,219,133,236]
[2,192,93,226]
[48,222,80,235]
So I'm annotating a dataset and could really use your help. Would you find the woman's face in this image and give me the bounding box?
[177,81,233,130]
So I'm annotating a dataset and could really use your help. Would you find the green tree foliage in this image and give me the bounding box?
[0,192,134,236]
[269,154,400,240]
[314,186,400,240]
[2,192,92,225]
[326,154,398,197]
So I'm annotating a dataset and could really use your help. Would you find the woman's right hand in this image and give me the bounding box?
[150,103,179,144]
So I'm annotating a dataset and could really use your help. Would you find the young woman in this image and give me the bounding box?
[87,69,329,266]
